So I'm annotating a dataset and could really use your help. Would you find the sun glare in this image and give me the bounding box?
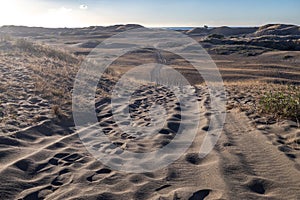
[0,1,20,25]
[0,0,78,27]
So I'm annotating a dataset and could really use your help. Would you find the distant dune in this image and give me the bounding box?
[187,26,258,36]
[0,24,294,36]
[253,24,300,36]
[0,24,144,37]
[1,23,299,38]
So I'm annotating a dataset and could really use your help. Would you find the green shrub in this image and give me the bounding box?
[259,86,300,122]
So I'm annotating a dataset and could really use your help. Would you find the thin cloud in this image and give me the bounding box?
[49,7,72,13]
[79,4,88,10]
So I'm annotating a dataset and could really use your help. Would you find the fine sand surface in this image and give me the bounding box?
[1,88,299,199]
[0,25,300,199]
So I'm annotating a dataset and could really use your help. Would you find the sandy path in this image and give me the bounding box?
[218,110,300,199]
[0,86,230,200]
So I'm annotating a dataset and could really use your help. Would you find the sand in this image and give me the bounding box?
[1,80,299,199]
[0,25,300,199]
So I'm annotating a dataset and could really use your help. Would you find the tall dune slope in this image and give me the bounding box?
[253,24,300,36]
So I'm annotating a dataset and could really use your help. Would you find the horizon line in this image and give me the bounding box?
[1,23,299,29]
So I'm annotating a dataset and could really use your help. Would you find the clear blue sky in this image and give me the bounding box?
[0,0,299,27]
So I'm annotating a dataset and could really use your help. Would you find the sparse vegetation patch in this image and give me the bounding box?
[259,85,300,122]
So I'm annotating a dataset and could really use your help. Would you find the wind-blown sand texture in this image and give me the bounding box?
[0,24,299,199]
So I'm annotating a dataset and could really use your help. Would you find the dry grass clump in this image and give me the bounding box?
[258,85,299,122]
[0,34,12,42]
[0,37,80,118]
[0,35,78,63]
[14,38,78,64]
[0,36,118,121]
[51,105,67,119]
[225,81,299,123]
[208,33,225,39]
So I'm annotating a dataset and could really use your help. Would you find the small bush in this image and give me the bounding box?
[15,38,37,52]
[283,55,294,60]
[51,105,66,119]
[0,34,12,42]
[259,86,300,122]
[208,34,225,39]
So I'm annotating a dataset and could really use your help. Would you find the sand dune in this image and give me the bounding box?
[0,25,300,199]
[253,24,300,36]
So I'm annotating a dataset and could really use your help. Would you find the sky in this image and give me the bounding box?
[0,0,299,28]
